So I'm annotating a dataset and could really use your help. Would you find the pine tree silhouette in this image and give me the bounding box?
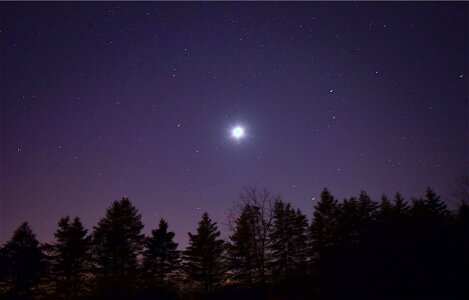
[92,197,144,298]
[143,218,180,286]
[269,200,309,279]
[309,188,339,260]
[0,187,466,299]
[48,216,91,299]
[0,222,44,299]
[227,205,258,287]
[183,212,225,295]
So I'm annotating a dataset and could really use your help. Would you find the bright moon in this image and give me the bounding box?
[232,127,245,139]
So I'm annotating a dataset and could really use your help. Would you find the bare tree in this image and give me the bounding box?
[228,187,276,284]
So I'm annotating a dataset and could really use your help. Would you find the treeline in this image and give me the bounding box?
[1,187,468,300]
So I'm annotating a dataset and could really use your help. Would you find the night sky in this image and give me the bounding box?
[1,2,467,247]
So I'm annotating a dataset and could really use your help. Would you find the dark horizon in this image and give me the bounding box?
[1,186,465,250]
[1,2,468,249]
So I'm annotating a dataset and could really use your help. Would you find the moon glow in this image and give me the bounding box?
[232,126,245,139]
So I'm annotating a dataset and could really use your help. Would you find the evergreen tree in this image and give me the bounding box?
[336,196,359,245]
[269,201,309,278]
[409,197,426,218]
[92,197,144,297]
[357,191,378,225]
[410,188,448,226]
[183,212,225,295]
[49,216,90,299]
[309,188,339,260]
[143,219,180,286]
[291,208,309,270]
[0,222,44,299]
[386,192,409,237]
[318,191,380,299]
[335,191,378,246]
[407,189,451,299]
[392,192,409,215]
[424,187,448,220]
[269,201,290,278]
[378,194,392,219]
[227,205,257,286]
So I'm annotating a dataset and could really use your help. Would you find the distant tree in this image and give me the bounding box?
[269,200,290,278]
[423,187,448,220]
[356,190,378,233]
[393,192,408,210]
[227,205,257,287]
[290,208,309,270]
[409,196,426,218]
[269,200,309,279]
[409,188,449,232]
[309,188,339,260]
[317,190,380,299]
[374,192,409,233]
[0,222,44,299]
[336,196,359,245]
[183,212,225,295]
[406,189,452,299]
[334,191,378,247]
[143,219,180,286]
[48,216,90,299]
[92,197,144,297]
[237,188,274,284]
[378,194,392,219]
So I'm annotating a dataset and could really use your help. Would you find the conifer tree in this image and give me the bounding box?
[269,200,290,277]
[357,191,378,222]
[424,187,448,220]
[269,201,308,278]
[410,188,448,226]
[393,192,409,215]
[227,205,257,286]
[143,219,180,285]
[92,197,144,297]
[378,194,392,218]
[336,196,358,245]
[49,216,90,299]
[0,222,44,299]
[309,188,339,260]
[408,189,450,298]
[183,212,225,295]
[291,208,309,269]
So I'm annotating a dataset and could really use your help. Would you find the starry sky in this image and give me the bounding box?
[1,2,468,247]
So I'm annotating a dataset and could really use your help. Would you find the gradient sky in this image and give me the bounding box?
[1,2,468,247]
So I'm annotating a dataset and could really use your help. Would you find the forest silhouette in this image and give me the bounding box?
[1,187,468,300]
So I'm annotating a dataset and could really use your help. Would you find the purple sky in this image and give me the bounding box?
[1,2,467,248]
